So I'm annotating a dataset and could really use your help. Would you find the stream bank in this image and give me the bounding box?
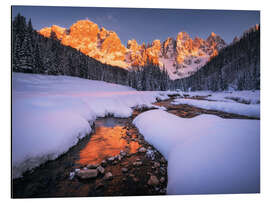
[12,109,167,198]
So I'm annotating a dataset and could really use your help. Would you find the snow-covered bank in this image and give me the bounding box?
[12,73,169,178]
[133,110,260,194]
[172,98,260,118]
[176,90,260,104]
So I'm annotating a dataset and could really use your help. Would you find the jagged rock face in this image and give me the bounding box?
[126,39,146,67]
[39,20,128,68]
[176,32,196,64]
[39,20,227,79]
[39,25,66,40]
[162,37,176,59]
[125,32,226,79]
[157,32,226,79]
[145,40,162,65]
[206,32,227,51]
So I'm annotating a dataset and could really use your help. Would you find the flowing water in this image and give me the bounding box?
[77,117,141,166]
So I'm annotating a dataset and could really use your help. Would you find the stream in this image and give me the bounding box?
[77,118,141,166]
[12,110,167,198]
[12,95,258,198]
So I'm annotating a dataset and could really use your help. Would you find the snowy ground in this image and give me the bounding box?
[12,73,169,178]
[176,90,260,104]
[172,98,260,118]
[12,72,261,195]
[173,90,260,118]
[133,109,260,195]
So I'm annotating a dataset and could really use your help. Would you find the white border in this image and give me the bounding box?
[1,0,269,203]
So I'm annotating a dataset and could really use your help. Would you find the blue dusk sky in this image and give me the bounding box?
[12,6,260,46]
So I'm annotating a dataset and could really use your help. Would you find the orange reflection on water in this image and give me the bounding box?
[77,124,141,166]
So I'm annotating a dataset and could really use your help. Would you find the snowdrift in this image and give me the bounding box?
[133,109,260,194]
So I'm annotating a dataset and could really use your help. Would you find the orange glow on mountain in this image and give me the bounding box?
[39,19,226,78]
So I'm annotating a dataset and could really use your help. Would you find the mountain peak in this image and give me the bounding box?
[177,32,190,41]
[39,19,228,79]
[206,32,227,50]
[210,32,216,37]
[39,25,66,39]
[152,39,161,47]
[73,19,97,26]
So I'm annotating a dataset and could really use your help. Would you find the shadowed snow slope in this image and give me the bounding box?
[12,73,168,178]
[133,110,260,194]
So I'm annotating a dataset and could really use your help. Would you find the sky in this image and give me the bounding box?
[12,6,260,46]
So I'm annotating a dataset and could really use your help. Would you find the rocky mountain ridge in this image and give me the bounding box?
[39,19,227,79]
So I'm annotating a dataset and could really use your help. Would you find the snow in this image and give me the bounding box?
[133,109,260,195]
[159,55,209,80]
[12,73,168,178]
[208,90,260,104]
[176,90,260,104]
[172,98,260,118]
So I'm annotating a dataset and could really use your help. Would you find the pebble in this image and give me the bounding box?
[69,172,75,180]
[104,172,113,180]
[75,168,80,173]
[86,164,98,169]
[160,157,167,164]
[107,156,115,162]
[153,162,160,168]
[120,150,127,157]
[76,169,98,179]
[160,177,165,183]
[146,149,155,160]
[133,161,143,167]
[160,167,166,175]
[97,166,105,175]
[138,147,147,153]
[112,160,118,165]
[117,155,122,161]
[147,175,159,186]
